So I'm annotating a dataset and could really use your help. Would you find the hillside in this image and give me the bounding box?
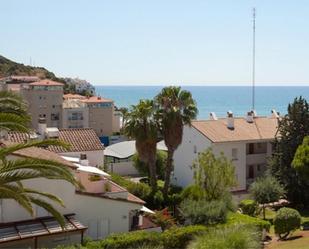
[0,55,62,81]
[0,55,94,95]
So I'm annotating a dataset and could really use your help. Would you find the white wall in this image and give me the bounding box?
[173,126,212,187]
[106,161,140,176]
[0,176,142,241]
[59,150,104,167]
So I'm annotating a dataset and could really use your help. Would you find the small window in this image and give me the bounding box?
[257,164,261,171]
[52,105,56,108]
[193,145,197,154]
[232,148,238,160]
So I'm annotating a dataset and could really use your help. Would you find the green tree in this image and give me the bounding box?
[124,99,159,190]
[133,151,167,179]
[156,86,198,198]
[0,90,82,227]
[249,176,285,219]
[0,140,82,227]
[192,148,237,201]
[270,96,309,206]
[292,136,309,178]
[0,91,30,132]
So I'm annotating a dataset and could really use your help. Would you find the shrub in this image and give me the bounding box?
[180,199,228,225]
[188,224,261,249]
[161,225,208,249]
[226,212,271,231]
[274,207,301,239]
[95,230,161,249]
[239,199,258,216]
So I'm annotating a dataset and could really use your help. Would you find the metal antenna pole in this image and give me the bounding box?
[252,7,256,111]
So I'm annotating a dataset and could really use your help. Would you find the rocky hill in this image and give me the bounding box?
[0,55,94,95]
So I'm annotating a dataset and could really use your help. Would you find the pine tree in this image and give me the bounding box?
[270,96,309,206]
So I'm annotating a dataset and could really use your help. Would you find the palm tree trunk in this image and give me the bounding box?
[148,157,157,192]
[163,149,174,198]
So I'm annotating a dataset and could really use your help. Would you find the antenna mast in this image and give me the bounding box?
[252,7,256,111]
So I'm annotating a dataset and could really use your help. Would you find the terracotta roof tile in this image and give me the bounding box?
[2,141,76,169]
[81,96,112,103]
[29,79,64,86]
[8,129,104,153]
[192,117,279,143]
[48,128,104,153]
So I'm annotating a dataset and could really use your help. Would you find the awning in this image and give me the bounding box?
[0,214,87,245]
[140,206,155,214]
[75,164,110,177]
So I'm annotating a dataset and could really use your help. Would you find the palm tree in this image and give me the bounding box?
[124,99,159,190]
[156,86,197,197]
[0,90,82,227]
[0,91,30,132]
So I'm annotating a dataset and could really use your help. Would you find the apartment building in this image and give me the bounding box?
[81,96,115,137]
[172,111,279,199]
[20,79,64,129]
[62,98,89,129]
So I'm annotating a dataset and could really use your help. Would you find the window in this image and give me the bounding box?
[248,165,254,179]
[232,148,238,160]
[248,143,254,154]
[193,145,197,154]
[51,113,59,121]
[52,105,56,108]
[257,143,262,149]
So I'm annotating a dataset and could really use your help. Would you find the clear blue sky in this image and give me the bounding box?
[1,0,309,86]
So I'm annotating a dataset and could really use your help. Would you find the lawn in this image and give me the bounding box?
[263,207,309,249]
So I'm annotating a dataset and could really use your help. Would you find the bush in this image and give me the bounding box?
[274,207,301,239]
[180,199,229,225]
[188,224,261,249]
[226,212,271,231]
[161,225,208,249]
[94,230,161,249]
[239,199,258,216]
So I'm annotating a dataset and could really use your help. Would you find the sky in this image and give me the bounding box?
[1,0,309,86]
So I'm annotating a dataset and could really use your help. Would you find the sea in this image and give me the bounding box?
[95,86,309,119]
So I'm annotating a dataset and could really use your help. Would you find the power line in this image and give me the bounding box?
[252,7,256,111]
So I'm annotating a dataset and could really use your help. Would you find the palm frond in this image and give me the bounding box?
[24,188,65,207]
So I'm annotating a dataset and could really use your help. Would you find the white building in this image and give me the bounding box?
[0,141,155,248]
[104,140,167,176]
[173,111,279,199]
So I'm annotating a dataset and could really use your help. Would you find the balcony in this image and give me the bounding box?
[246,153,267,165]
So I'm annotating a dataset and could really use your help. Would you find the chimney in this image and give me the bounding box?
[246,111,254,123]
[252,110,257,117]
[271,109,279,118]
[38,118,47,137]
[209,112,218,120]
[227,111,234,130]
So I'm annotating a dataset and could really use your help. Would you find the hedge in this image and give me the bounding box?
[226,212,271,231]
[239,199,258,216]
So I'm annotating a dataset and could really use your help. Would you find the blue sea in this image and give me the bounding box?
[95,86,309,119]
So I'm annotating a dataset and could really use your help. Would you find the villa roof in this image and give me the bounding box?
[48,128,104,153]
[104,140,167,159]
[63,93,86,100]
[192,116,279,143]
[81,96,112,103]
[8,128,104,153]
[29,79,64,86]
[1,141,77,169]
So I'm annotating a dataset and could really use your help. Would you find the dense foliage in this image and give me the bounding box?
[239,199,259,217]
[86,225,207,249]
[192,148,236,201]
[180,198,229,225]
[133,151,167,180]
[270,96,309,206]
[188,224,262,249]
[274,207,302,239]
[249,176,285,219]
[292,136,309,178]
[226,212,271,231]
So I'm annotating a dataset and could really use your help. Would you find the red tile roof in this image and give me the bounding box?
[81,96,112,103]
[192,117,279,143]
[48,128,104,153]
[8,128,104,153]
[1,141,77,169]
[29,79,64,86]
